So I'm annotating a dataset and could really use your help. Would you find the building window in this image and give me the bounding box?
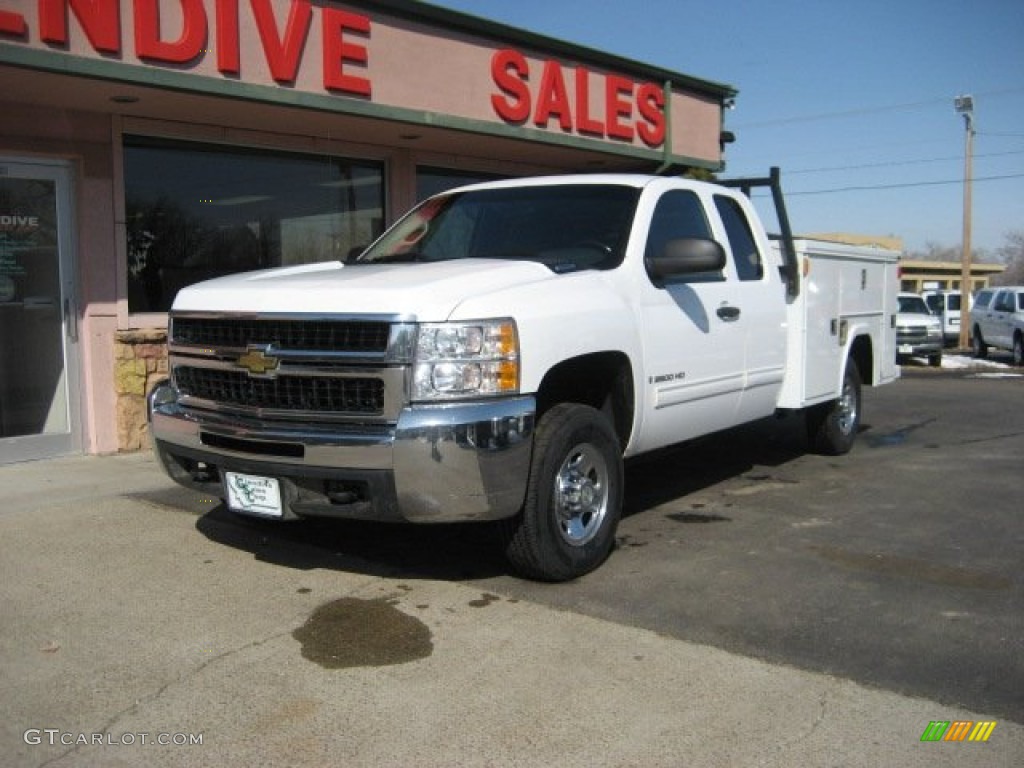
[416,167,506,201]
[124,136,384,313]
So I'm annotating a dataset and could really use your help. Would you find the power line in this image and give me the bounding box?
[781,172,1024,196]
[786,149,1024,175]
[731,97,944,128]
[730,86,1024,129]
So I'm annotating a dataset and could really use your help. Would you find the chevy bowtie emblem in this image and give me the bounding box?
[236,347,280,376]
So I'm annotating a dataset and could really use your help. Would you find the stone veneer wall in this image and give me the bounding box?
[114,329,168,452]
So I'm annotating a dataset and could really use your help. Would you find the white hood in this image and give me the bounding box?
[171,259,556,320]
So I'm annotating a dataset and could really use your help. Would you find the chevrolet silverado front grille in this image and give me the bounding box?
[174,367,385,414]
[168,314,413,421]
[172,316,391,353]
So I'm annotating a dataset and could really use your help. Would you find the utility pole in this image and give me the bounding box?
[955,95,975,350]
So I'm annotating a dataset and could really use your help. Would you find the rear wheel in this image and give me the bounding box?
[806,360,861,456]
[502,403,623,581]
[972,327,988,358]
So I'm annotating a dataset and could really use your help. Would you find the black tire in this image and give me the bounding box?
[972,327,988,358]
[1013,333,1024,367]
[502,403,623,582]
[928,352,942,368]
[806,360,861,456]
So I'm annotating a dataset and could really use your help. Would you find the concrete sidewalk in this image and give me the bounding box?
[1,452,1020,767]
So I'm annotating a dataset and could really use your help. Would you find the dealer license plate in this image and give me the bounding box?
[225,472,283,517]
[898,344,913,354]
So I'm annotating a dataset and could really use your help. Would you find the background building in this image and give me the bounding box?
[898,260,1004,294]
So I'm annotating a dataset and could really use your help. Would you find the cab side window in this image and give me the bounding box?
[714,195,764,281]
[645,190,713,263]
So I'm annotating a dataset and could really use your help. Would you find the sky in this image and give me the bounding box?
[428,0,1024,256]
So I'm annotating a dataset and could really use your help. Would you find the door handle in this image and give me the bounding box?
[717,305,741,322]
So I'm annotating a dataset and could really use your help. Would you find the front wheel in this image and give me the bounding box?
[806,360,862,456]
[502,403,623,581]
[1013,333,1024,367]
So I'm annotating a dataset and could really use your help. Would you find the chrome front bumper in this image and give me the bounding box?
[147,382,535,523]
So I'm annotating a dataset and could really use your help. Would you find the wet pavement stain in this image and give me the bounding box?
[866,418,937,448]
[666,512,730,524]
[810,545,1012,589]
[468,593,500,608]
[293,597,433,669]
[616,534,650,547]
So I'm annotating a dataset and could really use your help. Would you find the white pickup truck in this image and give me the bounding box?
[148,170,899,580]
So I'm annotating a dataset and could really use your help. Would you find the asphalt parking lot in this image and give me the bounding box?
[1,359,1022,766]
[501,362,1024,720]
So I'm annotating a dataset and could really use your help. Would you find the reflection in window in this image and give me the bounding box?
[358,185,639,272]
[124,136,384,312]
[645,190,712,262]
[714,195,764,281]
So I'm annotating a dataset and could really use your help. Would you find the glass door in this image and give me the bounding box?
[0,159,80,463]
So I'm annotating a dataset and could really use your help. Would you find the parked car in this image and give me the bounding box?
[922,289,968,346]
[970,285,1024,365]
[896,292,943,367]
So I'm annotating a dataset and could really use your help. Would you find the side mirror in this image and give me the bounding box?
[645,238,726,285]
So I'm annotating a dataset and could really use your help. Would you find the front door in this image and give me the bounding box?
[635,188,748,453]
[0,159,81,464]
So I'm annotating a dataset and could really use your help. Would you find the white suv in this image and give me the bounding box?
[970,286,1024,366]
[896,292,943,367]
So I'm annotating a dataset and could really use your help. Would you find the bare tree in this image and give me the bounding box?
[905,241,993,263]
[905,242,960,261]
[995,230,1024,285]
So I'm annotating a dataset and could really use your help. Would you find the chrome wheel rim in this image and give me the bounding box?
[837,378,858,436]
[554,442,609,547]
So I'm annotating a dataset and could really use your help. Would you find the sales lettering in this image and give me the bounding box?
[491,49,666,147]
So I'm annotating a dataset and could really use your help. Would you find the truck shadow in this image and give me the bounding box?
[195,506,509,581]
[193,410,838,581]
[622,411,811,519]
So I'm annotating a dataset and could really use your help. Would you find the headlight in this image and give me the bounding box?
[147,379,179,417]
[927,326,943,338]
[413,319,519,401]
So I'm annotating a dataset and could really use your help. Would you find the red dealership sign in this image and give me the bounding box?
[0,1,725,161]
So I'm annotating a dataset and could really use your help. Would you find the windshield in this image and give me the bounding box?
[898,295,931,314]
[354,184,640,273]
[926,294,960,312]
